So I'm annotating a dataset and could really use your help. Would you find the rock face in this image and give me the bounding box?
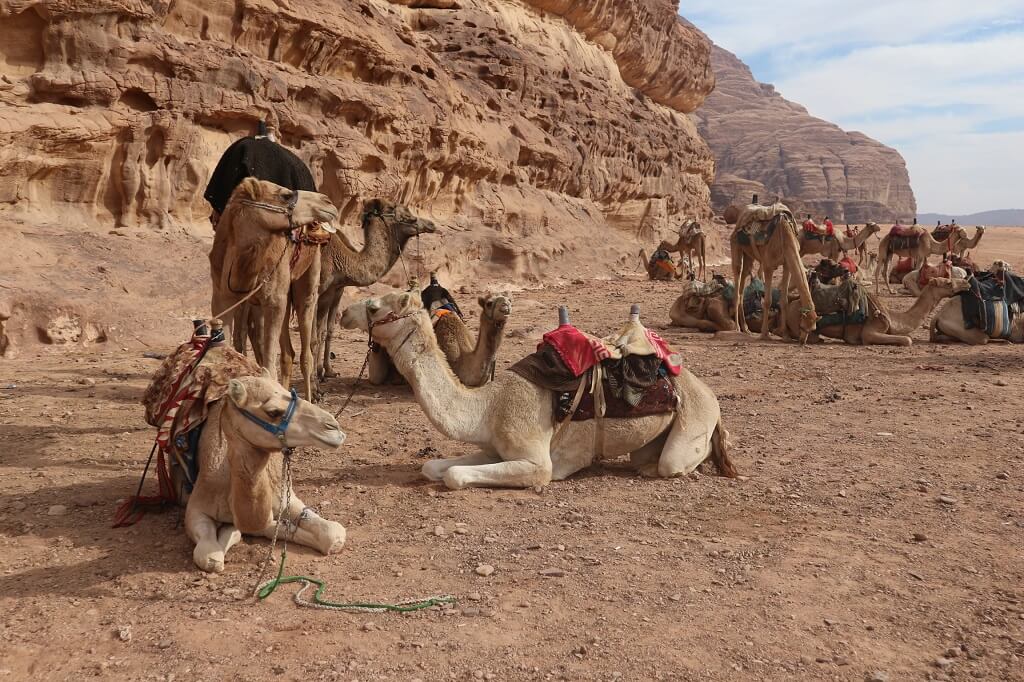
[694,44,916,223]
[0,0,716,288]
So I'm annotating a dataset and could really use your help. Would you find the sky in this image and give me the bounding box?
[684,0,1024,215]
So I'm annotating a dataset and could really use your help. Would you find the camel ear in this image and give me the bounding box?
[478,296,487,307]
[398,293,414,310]
[227,379,247,406]
[366,299,381,313]
[259,366,273,379]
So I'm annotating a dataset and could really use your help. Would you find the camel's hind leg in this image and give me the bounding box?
[861,325,913,347]
[630,430,670,477]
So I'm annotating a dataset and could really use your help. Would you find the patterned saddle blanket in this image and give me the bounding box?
[960,272,1024,338]
[737,213,783,247]
[933,226,955,243]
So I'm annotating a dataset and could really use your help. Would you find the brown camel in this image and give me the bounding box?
[730,205,817,341]
[669,283,736,332]
[184,372,347,572]
[784,277,969,346]
[209,179,338,400]
[874,225,974,294]
[933,224,986,258]
[314,199,437,381]
[343,292,513,387]
[659,220,707,281]
[799,222,879,261]
[639,249,684,281]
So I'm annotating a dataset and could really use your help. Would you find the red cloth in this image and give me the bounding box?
[541,325,602,376]
[893,257,914,276]
[824,219,834,236]
[802,219,818,233]
[644,329,682,376]
[839,257,858,274]
[890,224,920,237]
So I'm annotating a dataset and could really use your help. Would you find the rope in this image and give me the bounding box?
[250,450,295,596]
[333,350,370,419]
[214,244,291,320]
[255,550,456,613]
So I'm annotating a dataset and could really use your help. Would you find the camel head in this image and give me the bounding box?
[479,293,513,325]
[863,222,881,236]
[989,260,1012,276]
[230,178,339,230]
[362,199,438,243]
[924,277,971,297]
[797,307,819,344]
[343,290,425,343]
[223,372,346,450]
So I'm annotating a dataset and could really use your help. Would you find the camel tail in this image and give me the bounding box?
[710,420,737,478]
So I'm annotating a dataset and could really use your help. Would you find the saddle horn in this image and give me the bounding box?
[558,306,570,326]
[629,304,640,322]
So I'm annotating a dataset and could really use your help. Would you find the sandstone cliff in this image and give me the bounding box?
[0,0,718,351]
[693,44,916,223]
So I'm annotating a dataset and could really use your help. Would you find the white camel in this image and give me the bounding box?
[343,291,736,489]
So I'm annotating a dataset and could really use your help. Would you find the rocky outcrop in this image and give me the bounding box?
[0,0,715,266]
[694,44,916,224]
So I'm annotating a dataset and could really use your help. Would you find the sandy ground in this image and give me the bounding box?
[1,229,1023,682]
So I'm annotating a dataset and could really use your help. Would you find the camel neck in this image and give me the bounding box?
[223,411,279,532]
[890,288,944,334]
[469,314,506,375]
[387,315,490,442]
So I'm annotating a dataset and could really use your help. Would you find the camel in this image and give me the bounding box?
[668,278,779,333]
[933,225,986,258]
[799,222,879,261]
[783,277,970,346]
[209,179,339,401]
[343,292,513,387]
[314,199,437,381]
[874,225,981,294]
[639,248,684,280]
[669,282,736,332]
[902,262,967,296]
[730,204,817,341]
[342,291,736,489]
[183,372,347,572]
[659,220,707,281]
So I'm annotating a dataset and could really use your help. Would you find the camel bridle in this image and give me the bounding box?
[239,190,301,230]
[234,388,300,450]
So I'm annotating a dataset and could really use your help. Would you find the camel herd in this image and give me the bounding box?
[163,183,1020,572]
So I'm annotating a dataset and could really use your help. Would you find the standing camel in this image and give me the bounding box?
[800,223,880,261]
[874,224,979,294]
[209,179,338,400]
[343,291,736,489]
[933,224,986,258]
[314,199,437,381]
[659,220,707,281]
[730,205,817,341]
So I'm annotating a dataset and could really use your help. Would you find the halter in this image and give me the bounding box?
[240,190,301,230]
[237,388,300,449]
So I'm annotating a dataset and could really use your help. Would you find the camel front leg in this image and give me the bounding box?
[443,440,553,490]
[260,494,346,556]
[759,266,777,340]
[422,450,502,481]
[733,255,751,333]
[186,505,241,573]
[861,325,913,347]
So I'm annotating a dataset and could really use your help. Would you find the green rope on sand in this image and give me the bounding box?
[256,550,456,613]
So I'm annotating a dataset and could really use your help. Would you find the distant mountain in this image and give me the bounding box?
[918,209,1024,226]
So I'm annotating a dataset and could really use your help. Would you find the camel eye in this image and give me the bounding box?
[265,407,284,419]
[280,190,294,202]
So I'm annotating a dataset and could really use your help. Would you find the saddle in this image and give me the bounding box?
[509,316,682,428]
[933,225,955,243]
[649,249,676,275]
[810,278,868,329]
[735,202,792,247]
[888,225,924,252]
[959,271,1024,337]
[141,329,260,499]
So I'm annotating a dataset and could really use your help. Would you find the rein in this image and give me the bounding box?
[239,191,300,230]
[332,310,418,420]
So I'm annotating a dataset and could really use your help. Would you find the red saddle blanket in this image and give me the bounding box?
[893,257,914,276]
[839,257,858,274]
[541,324,681,377]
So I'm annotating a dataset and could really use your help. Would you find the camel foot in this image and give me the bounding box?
[316,522,347,555]
[193,544,226,573]
[422,460,447,481]
[443,468,471,490]
[637,462,661,478]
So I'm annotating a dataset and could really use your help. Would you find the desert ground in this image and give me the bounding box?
[1,228,1022,682]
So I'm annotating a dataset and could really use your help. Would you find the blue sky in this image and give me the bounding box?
[686,1,1024,215]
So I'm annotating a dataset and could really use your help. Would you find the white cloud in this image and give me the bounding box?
[689,1,1024,213]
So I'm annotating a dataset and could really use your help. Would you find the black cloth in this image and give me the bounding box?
[960,271,1024,329]
[203,137,316,214]
[421,278,463,319]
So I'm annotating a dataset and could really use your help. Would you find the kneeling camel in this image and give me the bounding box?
[344,291,735,489]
